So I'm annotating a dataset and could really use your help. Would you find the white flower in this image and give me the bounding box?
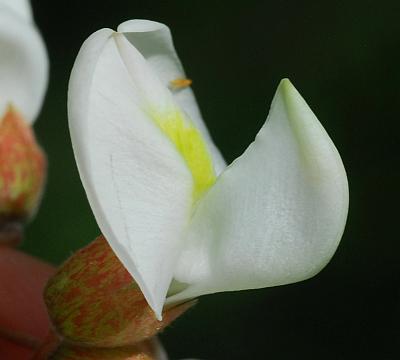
[68,19,349,320]
[0,0,48,122]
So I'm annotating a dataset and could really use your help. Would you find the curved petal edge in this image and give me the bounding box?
[169,78,349,303]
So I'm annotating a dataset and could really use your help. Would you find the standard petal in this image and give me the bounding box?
[0,0,32,22]
[117,19,226,175]
[0,9,48,122]
[169,79,349,303]
[68,29,194,319]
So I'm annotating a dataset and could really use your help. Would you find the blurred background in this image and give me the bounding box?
[23,0,399,358]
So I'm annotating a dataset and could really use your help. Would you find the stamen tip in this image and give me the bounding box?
[169,78,192,91]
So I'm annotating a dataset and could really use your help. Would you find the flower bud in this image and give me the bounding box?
[0,106,46,227]
[44,235,194,347]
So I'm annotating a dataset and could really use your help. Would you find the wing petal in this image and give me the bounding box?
[169,79,349,303]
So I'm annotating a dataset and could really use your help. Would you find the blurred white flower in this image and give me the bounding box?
[68,20,349,320]
[0,0,48,122]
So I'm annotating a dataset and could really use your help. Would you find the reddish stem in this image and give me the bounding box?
[0,327,40,349]
[32,329,61,360]
[0,220,23,246]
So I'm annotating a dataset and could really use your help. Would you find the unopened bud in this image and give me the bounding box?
[44,235,194,348]
[0,106,46,227]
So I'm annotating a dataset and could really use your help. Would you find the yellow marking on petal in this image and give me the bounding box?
[152,110,216,203]
[169,78,192,90]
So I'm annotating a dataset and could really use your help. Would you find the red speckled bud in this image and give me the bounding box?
[44,235,194,348]
[0,106,46,225]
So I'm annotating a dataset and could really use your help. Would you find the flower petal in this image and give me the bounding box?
[68,29,195,319]
[0,8,48,122]
[169,79,349,303]
[0,0,32,22]
[117,20,226,175]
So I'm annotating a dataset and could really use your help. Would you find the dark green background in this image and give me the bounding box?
[22,0,400,358]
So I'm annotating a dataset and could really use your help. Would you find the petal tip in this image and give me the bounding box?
[117,19,168,34]
[277,78,297,100]
[275,78,317,129]
[153,304,163,322]
[144,291,163,321]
